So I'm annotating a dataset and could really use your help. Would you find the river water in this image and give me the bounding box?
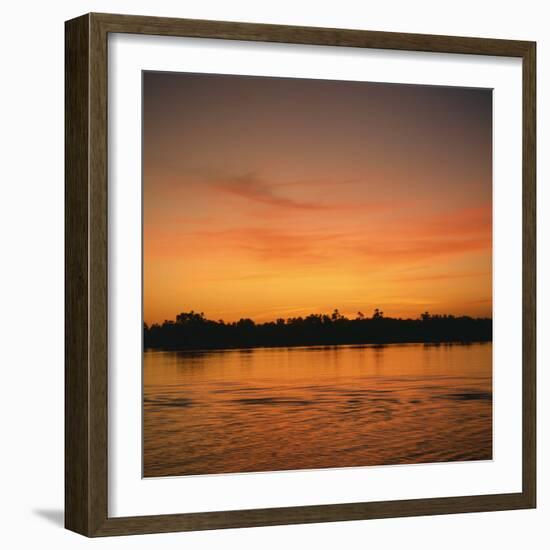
[144,342,492,477]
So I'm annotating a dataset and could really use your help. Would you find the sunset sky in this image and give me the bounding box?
[143,72,492,325]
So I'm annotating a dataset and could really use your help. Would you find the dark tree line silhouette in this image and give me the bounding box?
[144,309,492,351]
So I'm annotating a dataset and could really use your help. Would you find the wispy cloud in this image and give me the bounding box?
[410,204,492,237]
[147,201,491,270]
[357,236,490,263]
[193,227,342,263]
[214,172,402,212]
[388,271,491,283]
[215,173,330,210]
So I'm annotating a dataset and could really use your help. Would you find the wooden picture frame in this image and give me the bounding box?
[65,12,536,537]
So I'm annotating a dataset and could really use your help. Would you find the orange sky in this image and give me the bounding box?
[143,72,492,325]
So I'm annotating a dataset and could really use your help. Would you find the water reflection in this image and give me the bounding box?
[144,342,492,477]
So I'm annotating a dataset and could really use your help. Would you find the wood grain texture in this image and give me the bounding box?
[88,13,109,535]
[92,12,533,56]
[93,493,532,536]
[65,14,91,535]
[64,12,537,537]
[521,42,537,508]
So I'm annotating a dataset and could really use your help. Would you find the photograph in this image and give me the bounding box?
[142,71,493,478]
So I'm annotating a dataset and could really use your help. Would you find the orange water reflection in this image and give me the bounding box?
[144,342,492,477]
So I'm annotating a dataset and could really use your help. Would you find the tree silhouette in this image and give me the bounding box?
[372,308,384,319]
[144,308,492,351]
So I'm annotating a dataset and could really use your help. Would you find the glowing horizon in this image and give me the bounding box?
[143,72,492,326]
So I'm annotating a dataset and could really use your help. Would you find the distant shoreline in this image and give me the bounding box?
[144,339,492,353]
[144,310,492,352]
